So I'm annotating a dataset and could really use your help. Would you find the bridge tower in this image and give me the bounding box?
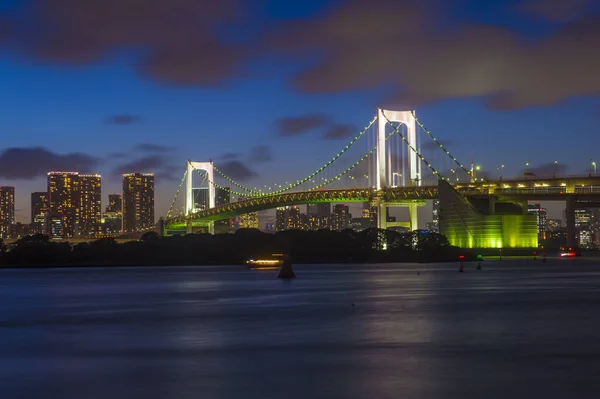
[376,109,421,231]
[186,161,215,234]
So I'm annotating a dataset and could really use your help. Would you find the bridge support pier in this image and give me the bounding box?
[186,220,193,235]
[207,222,215,235]
[408,203,418,231]
[378,201,387,231]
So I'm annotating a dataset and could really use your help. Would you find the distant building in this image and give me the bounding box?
[10,222,30,239]
[79,174,102,237]
[122,173,155,232]
[307,203,330,217]
[362,203,377,228]
[574,209,592,228]
[528,203,548,240]
[331,204,351,231]
[285,206,302,230]
[239,212,259,229]
[275,207,286,232]
[31,192,49,235]
[103,194,122,234]
[432,199,440,231]
[0,187,15,239]
[547,219,562,231]
[48,172,80,238]
[49,215,64,239]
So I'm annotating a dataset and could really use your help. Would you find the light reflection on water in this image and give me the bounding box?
[1,259,600,398]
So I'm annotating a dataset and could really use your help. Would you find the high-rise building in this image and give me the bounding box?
[307,203,330,217]
[285,206,302,230]
[79,174,102,237]
[0,187,15,239]
[48,172,80,238]
[103,194,122,234]
[432,199,440,232]
[362,203,377,228]
[574,209,592,228]
[528,203,548,239]
[547,219,562,231]
[31,192,49,235]
[122,173,155,232]
[239,212,259,228]
[275,207,286,232]
[331,204,351,231]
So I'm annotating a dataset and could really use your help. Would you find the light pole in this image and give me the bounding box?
[525,162,529,176]
[553,160,558,178]
[591,160,597,176]
[497,164,504,180]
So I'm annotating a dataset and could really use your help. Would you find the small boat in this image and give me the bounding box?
[246,254,284,270]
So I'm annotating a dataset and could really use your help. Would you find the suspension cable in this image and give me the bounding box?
[381,110,447,182]
[411,111,470,176]
[309,130,395,190]
[208,114,378,196]
[166,170,188,218]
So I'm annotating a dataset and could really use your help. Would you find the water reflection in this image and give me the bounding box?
[1,261,600,398]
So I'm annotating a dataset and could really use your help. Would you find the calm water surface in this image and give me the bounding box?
[2,259,600,398]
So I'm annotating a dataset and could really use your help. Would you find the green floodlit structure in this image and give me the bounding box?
[438,180,538,249]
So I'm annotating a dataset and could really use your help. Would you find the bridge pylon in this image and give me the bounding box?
[184,160,217,234]
[377,109,421,231]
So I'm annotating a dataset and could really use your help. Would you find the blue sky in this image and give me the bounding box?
[1,0,599,222]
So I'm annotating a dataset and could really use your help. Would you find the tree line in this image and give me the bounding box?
[0,228,470,267]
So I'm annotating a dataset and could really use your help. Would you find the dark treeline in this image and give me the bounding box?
[0,228,470,267]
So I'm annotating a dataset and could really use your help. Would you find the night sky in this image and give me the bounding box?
[1,0,600,222]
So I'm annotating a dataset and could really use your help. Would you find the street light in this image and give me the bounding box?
[553,160,558,178]
[497,164,505,180]
[591,160,597,176]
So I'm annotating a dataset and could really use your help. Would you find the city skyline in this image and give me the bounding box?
[1,0,600,222]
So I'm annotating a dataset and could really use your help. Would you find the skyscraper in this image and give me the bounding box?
[331,204,351,231]
[239,212,259,228]
[0,187,15,239]
[122,173,155,232]
[48,172,80,238]
[103,194,123,234]
[31,192,49,235]
[79,174,102,237]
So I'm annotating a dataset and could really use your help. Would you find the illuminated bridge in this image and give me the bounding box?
[162,108,600,249]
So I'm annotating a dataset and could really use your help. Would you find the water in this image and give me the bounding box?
[2,259,600,398]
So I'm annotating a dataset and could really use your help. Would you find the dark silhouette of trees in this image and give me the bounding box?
[0,229,464,267]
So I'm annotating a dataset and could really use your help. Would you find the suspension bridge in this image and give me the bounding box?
[160,109,600,249]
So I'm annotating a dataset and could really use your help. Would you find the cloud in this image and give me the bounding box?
[220,152,241,160]
[135,143,174,152]
[112,155,165,176]
[421,140,455,152]
[0,147,98,179]
[218,160,257,181]
[527,162,569,176]
[269,0,600,110]
[4,0,249,86]
[275,114,330,137]
[323,124,355,140]
[106,152,128,159]
[247,145,273,164]
[112,154,181,180]
[518,0,592,22]
[106,114,141,125]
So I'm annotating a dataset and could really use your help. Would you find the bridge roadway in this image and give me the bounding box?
[165,174,600,230]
